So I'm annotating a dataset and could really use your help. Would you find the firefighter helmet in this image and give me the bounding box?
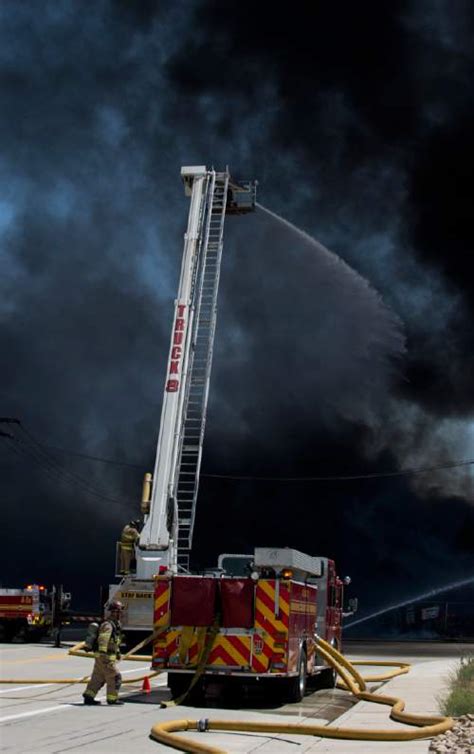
[107,600,124,612]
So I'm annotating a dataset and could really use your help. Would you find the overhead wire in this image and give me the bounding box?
[21,439,474,482]
[0,420,134,508]
[201,458,474,482]
[1,438,133,509]
[43,445,146,470]
[1,419,473,487]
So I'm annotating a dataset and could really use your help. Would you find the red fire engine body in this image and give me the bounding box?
[0,585,51,641]
[151,549,345,701]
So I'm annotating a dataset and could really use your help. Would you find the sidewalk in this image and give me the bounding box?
[153,657,458,753]
[305,656,458,753]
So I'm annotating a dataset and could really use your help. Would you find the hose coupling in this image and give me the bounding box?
[197,718,209,732]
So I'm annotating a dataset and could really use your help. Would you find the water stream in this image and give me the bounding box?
[345,575,474,630]
[256,202,353,269]
[254,203,472,635]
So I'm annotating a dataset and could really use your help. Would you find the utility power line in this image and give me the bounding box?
[202,459,474,481]
[0,419,134,508]
[1,419,472,484]
[43,444,147,470]
[30,441,474,481]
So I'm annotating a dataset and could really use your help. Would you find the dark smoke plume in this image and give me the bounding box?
[1,1,474,609]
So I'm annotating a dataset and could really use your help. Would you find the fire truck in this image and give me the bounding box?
[109,166,353,697]
[0,584,54,641]
[152,549,349,701]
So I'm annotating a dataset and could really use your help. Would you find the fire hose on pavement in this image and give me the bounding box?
[0,633,160,688]
[0,633,454,749]
[149,635,454,752]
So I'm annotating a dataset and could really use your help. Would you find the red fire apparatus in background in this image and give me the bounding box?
[0,584,73,642]
[0,585,52,642]
[152,548,348,702]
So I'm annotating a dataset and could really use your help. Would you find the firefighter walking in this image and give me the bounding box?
[83,601,124,706]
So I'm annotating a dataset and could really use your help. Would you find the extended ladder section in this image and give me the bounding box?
[175,172,229,570]
[137,165,256,578]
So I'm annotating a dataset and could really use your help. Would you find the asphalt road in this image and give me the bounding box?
[0,641,472,753]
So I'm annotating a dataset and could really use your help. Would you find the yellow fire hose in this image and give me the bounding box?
[161,619,220,708]
[0,631,455,749]
[0,632,160,687]
[149,635,454,752]
[0,672,159,685]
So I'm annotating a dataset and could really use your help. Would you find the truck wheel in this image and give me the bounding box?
[15,625,29,643]
[325,666,337,688]
[310,666,336,690]
[286,649,307,703]
[187,678,206,706]
[167,672,189,698]
[167,673,205,705]
[1,623,15,643]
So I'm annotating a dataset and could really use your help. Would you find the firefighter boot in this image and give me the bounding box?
[107,699,124,705]
[83,694,101,706]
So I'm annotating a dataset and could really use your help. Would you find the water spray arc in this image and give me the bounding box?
[346,574,474,630]
[257,202,358,266]
[255,201,404,373]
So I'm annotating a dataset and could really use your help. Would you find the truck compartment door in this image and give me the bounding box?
[220,579,254,628]
[170,577,216,626]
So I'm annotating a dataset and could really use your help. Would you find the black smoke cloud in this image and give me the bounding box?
[1,0,473,611]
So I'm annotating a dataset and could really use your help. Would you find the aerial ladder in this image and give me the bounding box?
[110,166,256,631]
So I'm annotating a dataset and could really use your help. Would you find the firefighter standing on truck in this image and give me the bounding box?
[119,519,140,574]
[83,601,124,706]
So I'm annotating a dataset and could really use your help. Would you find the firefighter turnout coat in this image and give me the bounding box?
[119,524,139,573]
[83,619,122,704]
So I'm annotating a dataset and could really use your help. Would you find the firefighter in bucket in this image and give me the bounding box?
[83,601,124,706]
[119,519,141,574]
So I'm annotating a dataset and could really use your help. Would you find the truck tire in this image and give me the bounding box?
[167,673,206,705]
[322,666,337,688]
[167,672,189,698]
[187,678,206,706]
[308,666,337,690]
[286,649,307,703]
[1,622,15,643]
[308,640,338,690]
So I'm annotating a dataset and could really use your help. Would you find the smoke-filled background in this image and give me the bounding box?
[1,0,474,614]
